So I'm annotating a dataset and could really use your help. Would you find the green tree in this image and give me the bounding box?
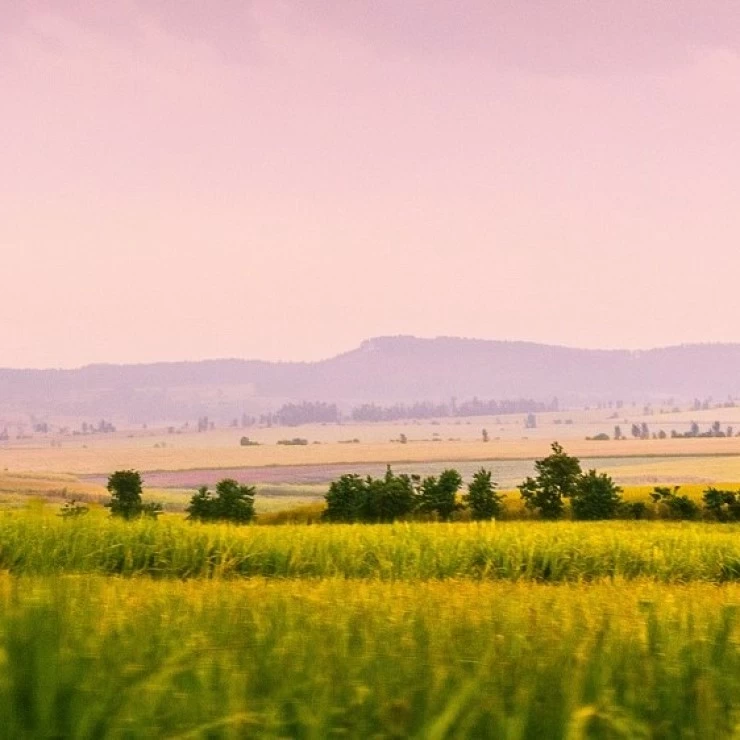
[186,479,255,524]
[570,470,623,520]
[464,468,503,520]
[105,470,161,519]
[363,467,417,522]
[419,469,463,521]
[518,442,582,519]
[323,474,367,522]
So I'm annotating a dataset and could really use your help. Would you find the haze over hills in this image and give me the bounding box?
[2,336,740,425]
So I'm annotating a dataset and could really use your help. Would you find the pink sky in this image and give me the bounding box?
[2,1,740,368]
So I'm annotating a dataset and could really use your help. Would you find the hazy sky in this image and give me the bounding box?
[2,1,740,368]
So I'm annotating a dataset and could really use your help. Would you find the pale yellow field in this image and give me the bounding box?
[2,435,740,476]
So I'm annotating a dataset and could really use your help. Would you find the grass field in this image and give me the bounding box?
[6,514,740,581]
[3,575,740,738]
[4,515,740,736]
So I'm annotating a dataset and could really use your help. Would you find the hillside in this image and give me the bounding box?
[2,336,740,424]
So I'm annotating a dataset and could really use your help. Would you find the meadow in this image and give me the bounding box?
[3,574,740,738]
[4,515,740,736]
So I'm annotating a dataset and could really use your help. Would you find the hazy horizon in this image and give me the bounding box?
[3,2,740,368]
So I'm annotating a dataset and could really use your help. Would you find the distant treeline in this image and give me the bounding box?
[260,397,558,427]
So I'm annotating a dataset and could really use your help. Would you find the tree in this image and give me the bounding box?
[418,469,463,520]
[363,467,417,522]
[518,442,582,519]
[464,468,503,520]
[323,474,367,522]
[186,478,255,524]
[570,470,622,520]
[106,470,162,519]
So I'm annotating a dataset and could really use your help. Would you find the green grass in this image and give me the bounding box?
[7,511,740,736]
[5,510,740,581]
[2,575,740,738]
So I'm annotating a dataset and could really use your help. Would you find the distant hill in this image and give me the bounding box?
[2,336,740,424]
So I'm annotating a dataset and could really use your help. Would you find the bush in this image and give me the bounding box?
[59,500,89,518]
[650,486,699,521]
[186,479,255,524]
[570,470,623,520]
[702,487,740,522]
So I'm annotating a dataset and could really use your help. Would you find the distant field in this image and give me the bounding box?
[3,434,740,476]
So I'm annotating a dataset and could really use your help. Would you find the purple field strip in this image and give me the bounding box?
[85,464,389,488]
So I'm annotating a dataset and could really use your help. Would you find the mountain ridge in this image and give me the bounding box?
[2,335,740,424]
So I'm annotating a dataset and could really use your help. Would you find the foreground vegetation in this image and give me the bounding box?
[7,512,740,582]
[2,574,740,738]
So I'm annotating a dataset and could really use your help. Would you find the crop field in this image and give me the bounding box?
[3,515,740,736]
[3,421,740,476]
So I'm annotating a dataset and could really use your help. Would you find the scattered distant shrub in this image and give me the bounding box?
[587,433,610,441]
[240,436,259,446]
[277,438,308,446]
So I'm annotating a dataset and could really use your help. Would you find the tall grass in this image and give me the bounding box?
[2,575,740,738]
[5,511,740,581]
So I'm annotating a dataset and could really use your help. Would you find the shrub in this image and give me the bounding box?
[59,500,89,518]
[702,487,740,522]
[650,486,699,521]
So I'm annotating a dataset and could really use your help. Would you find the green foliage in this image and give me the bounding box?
[105,470,161,520]
[323,467,418,523]
[650,486,700,521]
[703,487,740,522]
[518,442,582,519]
[464,468,503,520]
[418,469,463,521]
[186,479,255,524]
[571,470,623,520]
[4,576,740,738]
[363,467,417,522]
[323,474,367,522]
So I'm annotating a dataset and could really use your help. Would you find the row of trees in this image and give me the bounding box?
[102,443,740,525]
[323,467,502,522]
